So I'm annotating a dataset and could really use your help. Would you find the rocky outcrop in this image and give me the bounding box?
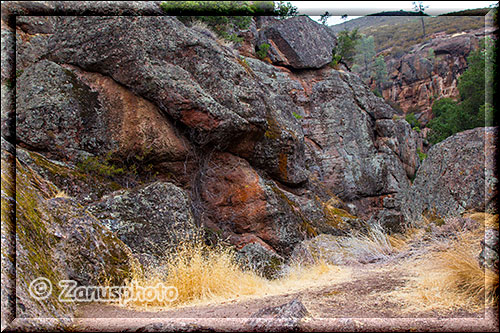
[198,152,303,256]
[9,12,424,265]
[44,15,307,186]
[88,182,199,265]
[402,127,498,223]
[479,228,499,274]
[378,30,484,123]
[257,15,337,69]
[3,5,498,329]
[247,298,309,331]
[16,60,194,182]
[3,139,135,320]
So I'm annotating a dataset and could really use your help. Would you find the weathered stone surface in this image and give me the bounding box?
[43,15,306,185]
[246,54,417,222]
[46,16,265,145]
[402,127,498,223]
[246,298,309,332]
[236,241,285,279]
[16,60,111,159]
[198,152,303,257]
[301,70,411,217]
[378,30,484,124]
[375,118,423,180]
[258,16,336,69]
[252,298,309,318]
[17,60,192,165]
[7,143,134,320]
[479,228,499,273]
[87,181,199,264]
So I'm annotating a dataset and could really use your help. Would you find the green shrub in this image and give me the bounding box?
[274,1,298,19]
[405,112,421,129]
[160,1,270,40]
[417,149,427,163]
[329,54,342,68]
[256,43,270,60]
[77,153,124,178]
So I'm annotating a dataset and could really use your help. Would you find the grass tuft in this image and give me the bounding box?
[114,236,351,309]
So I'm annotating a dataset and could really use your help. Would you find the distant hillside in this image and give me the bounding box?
[329,11,418,34]
[329,8,489,53]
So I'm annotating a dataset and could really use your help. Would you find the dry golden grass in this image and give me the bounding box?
[107,213,498,313]
[54,190,70,198]
[117,238,351,309]
[464,212,499,230]
[383,216,499,313]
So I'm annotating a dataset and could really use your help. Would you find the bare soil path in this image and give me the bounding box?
[72,263,498,332]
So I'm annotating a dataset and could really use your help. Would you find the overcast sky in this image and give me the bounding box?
[289,1,498,25]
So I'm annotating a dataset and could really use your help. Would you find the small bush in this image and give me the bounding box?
[256,43,270,60]
[329,54,342,69]
[77,153,124,178]
[405,112,421,129]
[417,148,427,162]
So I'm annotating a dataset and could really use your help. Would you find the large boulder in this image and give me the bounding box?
[246,298,309,331]
[258,16,337,69]
[4,141,135,320]
[198,152,304,256]
[402,127,498,223]
[44,15,307,186]
[87,181,199,264]
[16,60,194,182]
[300,70,412,218]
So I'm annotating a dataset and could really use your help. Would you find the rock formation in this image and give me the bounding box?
[1,1,497,326]
[402,127,498,222]
[376,30,488,124]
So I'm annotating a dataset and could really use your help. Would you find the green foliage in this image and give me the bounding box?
[77,153,124,178]
[329,54,342,68]
[372,55,388,87]
[160,1,270,40]
[333,28,361,67]
[160,1,273,16]
[405,112,421,129]
[274,1,298,19]
[427,47,435,61]
[256,43,270,60]
[219,31,244,43]
[353,35,376,80]
[372,89,382,98]
[417,148,427,162]
[426,36,496,145]
[427,98,464,144]
[292,111,303,120]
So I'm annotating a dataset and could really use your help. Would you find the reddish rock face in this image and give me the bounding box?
[70,65,192,163]
[200,152,276,245]
[377,31,484,124]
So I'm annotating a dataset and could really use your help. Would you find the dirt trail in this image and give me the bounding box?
[72,263,497,332]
